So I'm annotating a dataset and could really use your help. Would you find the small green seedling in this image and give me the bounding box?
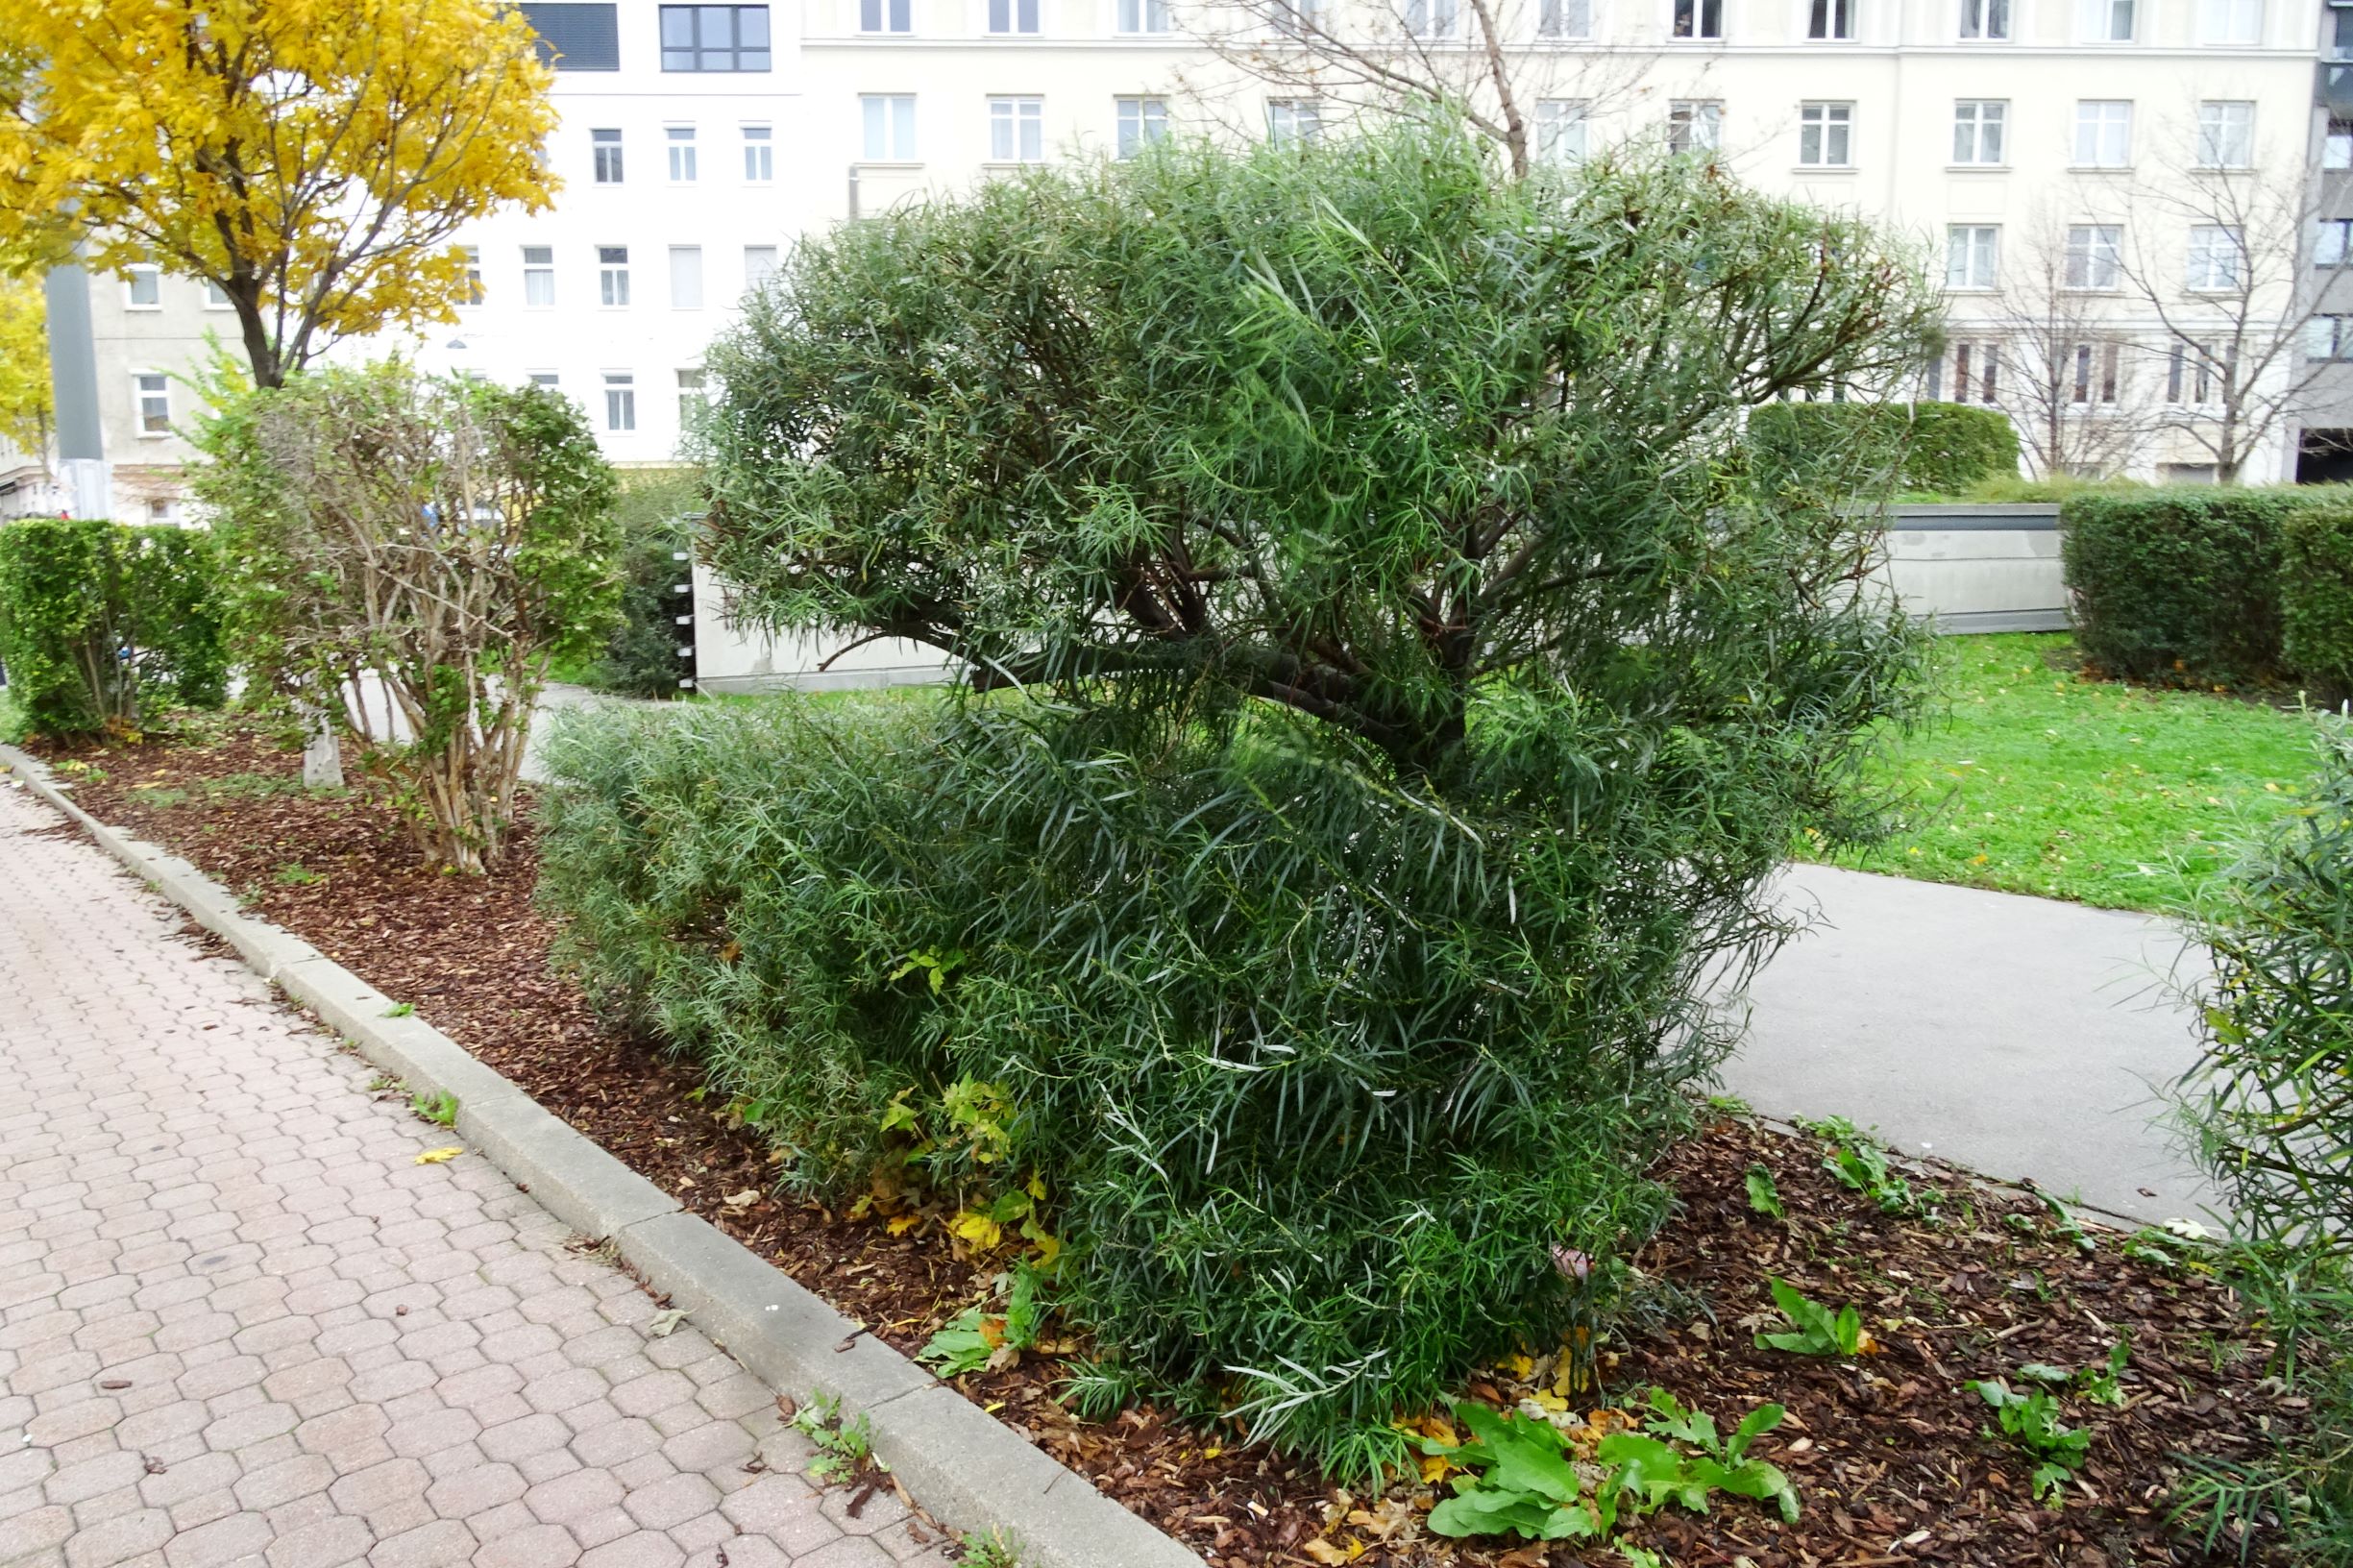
[1744,1164,1785,1220]
[790,1393,878,1485]
[1603,1388,1802,1525]
[2019,1341,2129,1409]
[920,1262,1047,1378]
[1753,1277,1868,1358]
[409,1090,457,1127]
[382,1002,415,1018]
[273,862,323,887]
[1419,1401,1613,1541]
[1972,1379,2091,1501]
[957,1531,1023,1568]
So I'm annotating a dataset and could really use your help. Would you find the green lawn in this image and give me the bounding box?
[1828,633,2319,912]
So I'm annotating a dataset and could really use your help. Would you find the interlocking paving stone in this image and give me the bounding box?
[0,784,956,1568]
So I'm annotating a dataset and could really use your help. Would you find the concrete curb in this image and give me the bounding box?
[0,743,1202,1568]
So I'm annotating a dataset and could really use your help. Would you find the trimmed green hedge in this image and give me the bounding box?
[1750,400,2020,495]
[2060,490,2308,688]
[0,517,227,736]
[581,472,699,699]
[2283,502,2353,704]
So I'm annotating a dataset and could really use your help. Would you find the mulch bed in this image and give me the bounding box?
[27,723,2294,1568]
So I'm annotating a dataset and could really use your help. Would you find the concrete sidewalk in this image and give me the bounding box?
[1724,863,2216,1228]
[0,782,952,1568]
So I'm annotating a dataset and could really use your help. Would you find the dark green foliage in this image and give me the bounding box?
[2059,490,2311,688]
[579,470,699,698]
[1749,400,2020,497]
[2282,502,2353,704]
[553,124,1940,1472]
[0,517,226,737]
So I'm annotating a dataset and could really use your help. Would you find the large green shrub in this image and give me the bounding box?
[2060,489,2308,687]
[2170,724,2353,1561]
[551,124,1940,1471]
[191,362,621,871]
[0,516,226,736]
[1750,399,2020,496]
[2283,501,2353,704]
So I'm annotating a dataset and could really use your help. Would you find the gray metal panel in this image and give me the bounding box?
[43,260,102,462]
[1886,503,2063,532]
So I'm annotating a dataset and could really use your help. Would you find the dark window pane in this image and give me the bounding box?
[519,2,620,69]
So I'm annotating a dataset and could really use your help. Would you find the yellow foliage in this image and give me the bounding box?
[0,0,559,385]
[948,1209,1004,1251]
[0,274,47,451]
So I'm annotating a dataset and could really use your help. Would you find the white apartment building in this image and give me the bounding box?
[42,0,2343,511]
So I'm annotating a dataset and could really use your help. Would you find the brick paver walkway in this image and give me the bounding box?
[0,783,956,1568]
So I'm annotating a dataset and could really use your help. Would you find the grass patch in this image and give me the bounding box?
[1830,632,2316,910]
[0,685,23,746]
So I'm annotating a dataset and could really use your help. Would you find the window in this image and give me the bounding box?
[2187,224,2245,291]
[1116,97,1169,158]
[1268,99,1323,146]
[2196,102,2254,169]
[1538,0,1593,34]
[742,125,773,182]
[2335,0,2353,58]
[2308,315,2353,359]
[988,0,1040,32]
[2073,101,2131,167]
[2329,118,2353,168]
[1406,0,1458,34]
[134,373,170,434]
[1118,0,1170,29]
[202,279,233,310]
[146,499,181,525]
[862,95,917,159]
[1808,0,1853,38]
[1930,341,1999,404]
[1799,102,1852,165]
[670,246,704,308]
[1667,100,1722,153]
[988,97,1044,162]
[678,369,708,423]
[860,0,911,29]
[2076,0,2132,37]
[1959,0,2008,37]
[1952,100,2005,163]
[1274,0,1323,36]
[1673,0,1723,38]
[1947,224,1999,288]
[459,245,484,306]
[599,245,631,306]
[1535,99,1588,162]
[667,126,699,182]
[529,372,561,389]
[604,373,637,432]
[2065,225,2122,288]
[523,246,556,307]
[2320,219,2353,267]
[518,3,621,69]
[125,265,160,308]
[745,246,780,287]
[592,128,624,184]
[660,5,771,68]
[2198,0,2260,41]
[2070,342,2123,404]
[2168,343,2229,404]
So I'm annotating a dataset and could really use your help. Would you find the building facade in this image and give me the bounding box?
[37,0,2342,513]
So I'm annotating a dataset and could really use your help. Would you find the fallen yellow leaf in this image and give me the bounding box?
[949,1209,1003,1250]
[1417,1452,1450,1485]
[414,1146,462,1164]
[1502,1352,1535,1379]
[1300,1538,1365,1564]
[887,1214,921,1236]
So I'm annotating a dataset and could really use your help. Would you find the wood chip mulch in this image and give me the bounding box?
[32,723,2297,1568]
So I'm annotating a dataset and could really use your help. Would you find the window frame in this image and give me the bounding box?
[598,244,632,308]
[742,124,774,183]
[1667,99,1723,154]
[523,246,556,308]
[987,0,1041,33]
[1807,0,1854,40]
[1946,224,2000,290]
[124,264,162,310]
[1115,96,1169,158]
[1116,0,1171,30]
[1267,98,1324,146]
[1672,0,1724,39]
[745,246,781,288]
[603,372,637,433]
[658,4,772,70]
[858,0,912,30]
[666,125,699,183]
[2187,224,2247,292]
[1798,100,1853,166]
[1951,99,2007,165]
[2064,224,2123,290]
[860,94,918,160]
[2196,0,2261,42]
[2195,100,2255,169]
[133,372,171,436]
[669,245,704,309]
[1535,98,1589,162]
[1537,0,1594,36]
[1958,0,2009,38]
[2075,0,2134,40]
[591,128,625,184]
[988,96,1045,162]
[2071,100,2133,169]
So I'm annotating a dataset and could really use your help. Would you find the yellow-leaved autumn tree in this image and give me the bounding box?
[0,274,48,453]
[0,0,559,388]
